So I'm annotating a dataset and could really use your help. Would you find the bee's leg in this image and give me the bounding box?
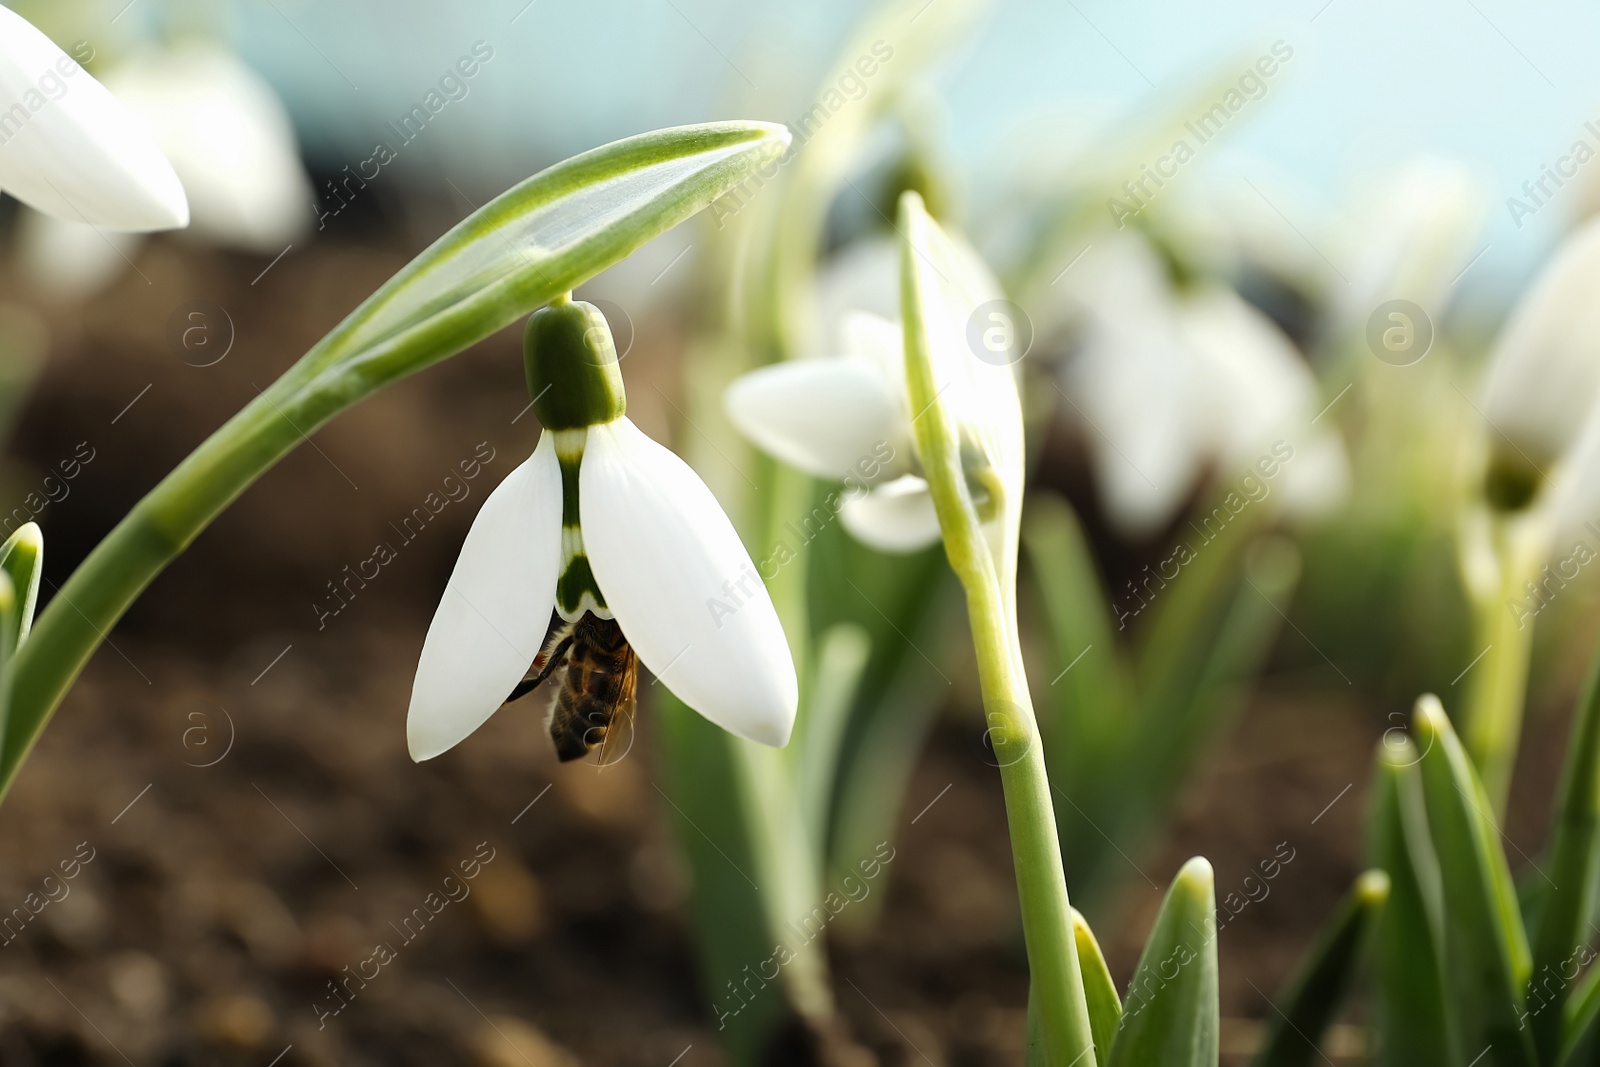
[505,635,574,703]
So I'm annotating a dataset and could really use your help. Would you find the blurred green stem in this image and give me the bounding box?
[1459,509,1547,815]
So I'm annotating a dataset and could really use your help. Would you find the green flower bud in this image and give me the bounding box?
[523,297,626,430]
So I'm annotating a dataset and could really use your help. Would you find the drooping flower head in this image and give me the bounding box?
[408,299,798,762]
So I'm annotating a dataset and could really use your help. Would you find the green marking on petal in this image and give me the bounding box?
[557,554,607,617]
[559,453,582,527]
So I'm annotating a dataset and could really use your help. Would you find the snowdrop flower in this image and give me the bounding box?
[1332,159,1484,337]
[725,310,941,552]
[1058,234,1348,537]
[724,232,1024,556]
[408,299,798,762]
[0,6,187,231]
[1479,216,1600,533]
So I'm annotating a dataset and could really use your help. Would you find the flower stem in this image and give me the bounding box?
[1465,518,1542,819]
[896,192,1095,1065]
[1459,508,1547,816]
[965,544,1096,1065]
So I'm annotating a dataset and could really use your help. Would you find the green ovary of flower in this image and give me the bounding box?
[523,296,627,431]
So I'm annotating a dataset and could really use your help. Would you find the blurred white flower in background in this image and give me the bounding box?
[105,43,310,251]
[1330,158,1486,341]
[1479,216,1600,535]
[1057,233,1348,538]
[16,40,310,299]
[0,5,187,231]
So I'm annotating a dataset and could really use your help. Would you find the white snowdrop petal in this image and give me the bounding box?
[813,237,902,357]
[724,359,904,481]
[1067,321,1205,537]
[104,44,310,251]
[1484,216,1600,465]
[580,418,798,747]
[1180,288,1316,460]
[839,475,943,553]
[407,433,562,761]
[0,7,188,231]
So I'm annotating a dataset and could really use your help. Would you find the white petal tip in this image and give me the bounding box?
[745,716,796,749]
[405,705,470,763]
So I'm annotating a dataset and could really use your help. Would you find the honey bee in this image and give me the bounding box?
[506,611,638,763]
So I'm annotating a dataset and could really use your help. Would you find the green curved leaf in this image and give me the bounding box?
[1253,870,1389,1067]
[1107,857,1220,1067]
[1529,648,1600,1063]
[1558,962,1600,1065]
[0,523,41,649]
[1369,737,1457,1067]
[1073,908,1123,1065]
[324,122,789,376]
[1414,696,1536,1067]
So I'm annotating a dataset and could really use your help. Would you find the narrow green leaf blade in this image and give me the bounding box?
[1557,960,1600,1065]
[1107,857,1220,1067]
[325,122,792,372]
[1023,492,1132,774]
[1529,649,1600,1063]
[1368,737,1458,1067]
[1415,695,1536,1067]
[792,623,871,859]
[0,522,42,648]
[1253,870,1389,1067]
[1073,908,1123,1065]
[0,571,16,766]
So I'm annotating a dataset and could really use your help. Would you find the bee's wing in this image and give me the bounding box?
[596,643,640,767]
